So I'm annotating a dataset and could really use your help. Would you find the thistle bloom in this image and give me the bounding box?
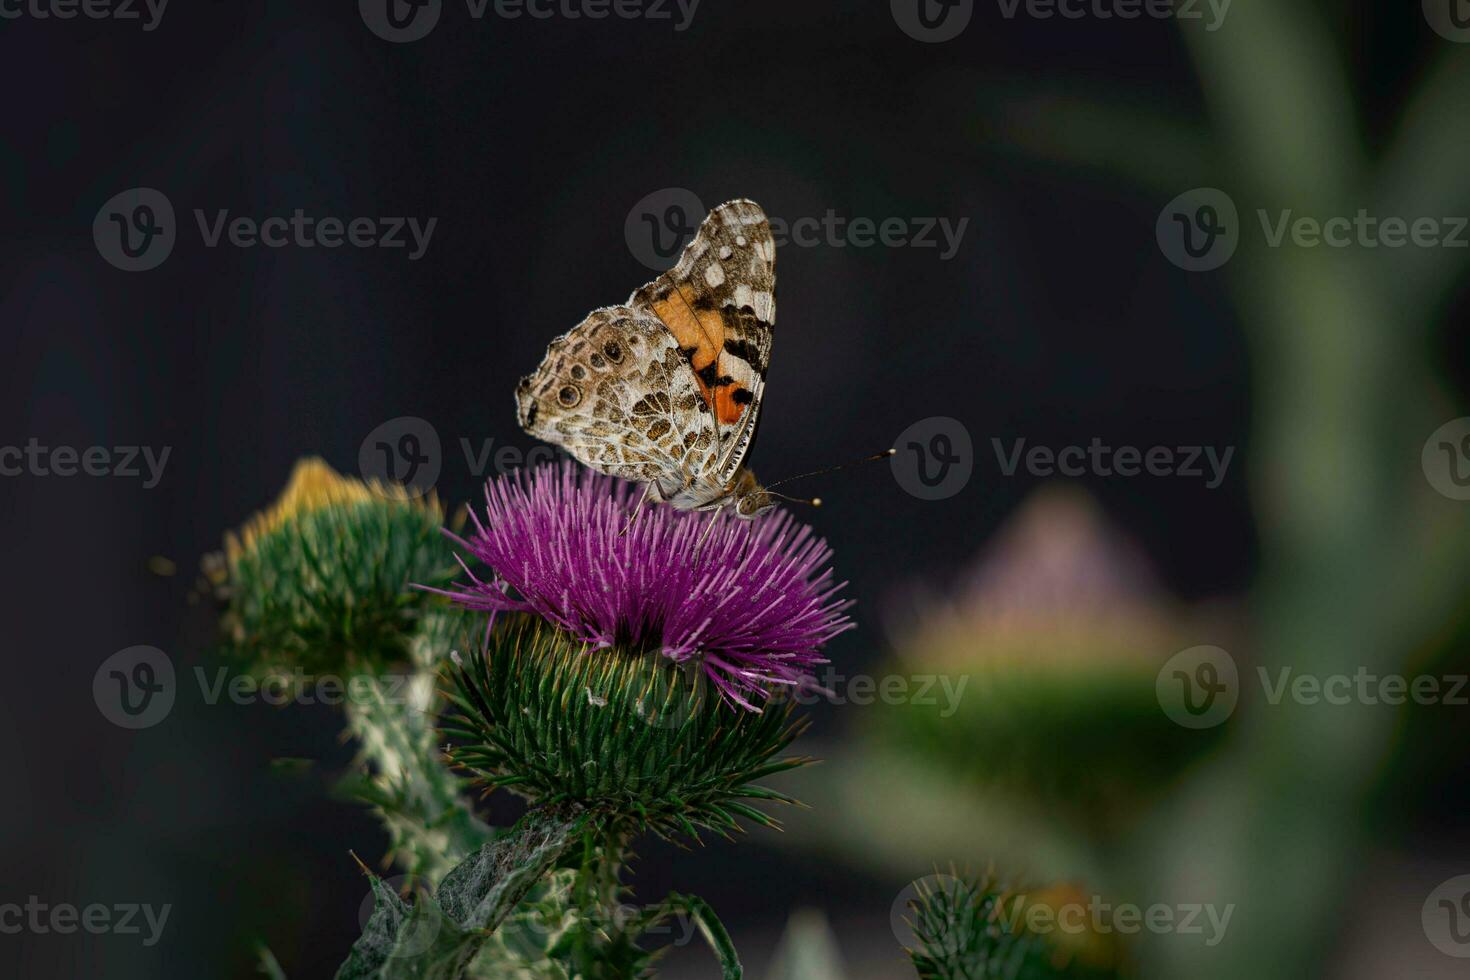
[438,463,852,708]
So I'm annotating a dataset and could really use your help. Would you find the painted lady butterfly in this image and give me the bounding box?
[517,199,781,519]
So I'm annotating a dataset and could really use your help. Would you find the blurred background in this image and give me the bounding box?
[3,0,1470,976]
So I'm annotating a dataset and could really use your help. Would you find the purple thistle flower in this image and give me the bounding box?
[435,463,852,709]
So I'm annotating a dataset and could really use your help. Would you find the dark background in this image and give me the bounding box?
[2,1,1465,977]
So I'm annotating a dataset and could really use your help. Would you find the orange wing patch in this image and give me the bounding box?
[645,287,751,426]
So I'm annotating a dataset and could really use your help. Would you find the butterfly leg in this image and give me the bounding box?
[692,504,724,562]
[619,483,655,537]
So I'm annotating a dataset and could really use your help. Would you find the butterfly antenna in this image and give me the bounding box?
[766,491,823,508]
[765,448,897,492]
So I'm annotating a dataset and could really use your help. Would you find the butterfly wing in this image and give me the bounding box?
[516,305,718,497]
[628,198,775,487]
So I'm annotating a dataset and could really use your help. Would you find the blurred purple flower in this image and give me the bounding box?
[435,463,852,709]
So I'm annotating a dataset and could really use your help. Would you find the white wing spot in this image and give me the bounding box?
[704,262,726,287]
[753,290,774,321]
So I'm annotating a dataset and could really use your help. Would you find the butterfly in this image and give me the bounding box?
[516,199,781,519]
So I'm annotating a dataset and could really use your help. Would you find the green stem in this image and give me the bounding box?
[342,668,493,885]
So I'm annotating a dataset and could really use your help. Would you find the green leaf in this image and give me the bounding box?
[336,876,414,980]
[378,898,474,980]
[436,804,588,932]
[334,805,588,980]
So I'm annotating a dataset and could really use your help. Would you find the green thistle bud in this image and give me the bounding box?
[442,615,810,840]
[214,457,457,674]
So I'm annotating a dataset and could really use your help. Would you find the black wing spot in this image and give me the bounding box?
[722,338,767,375]
[732,388,753,405]
[696,363,736,389]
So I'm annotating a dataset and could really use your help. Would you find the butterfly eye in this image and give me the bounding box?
[557,384,582,408]
[602,341,624,363]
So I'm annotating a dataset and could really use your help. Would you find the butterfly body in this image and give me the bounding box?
[516,199,779,519]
